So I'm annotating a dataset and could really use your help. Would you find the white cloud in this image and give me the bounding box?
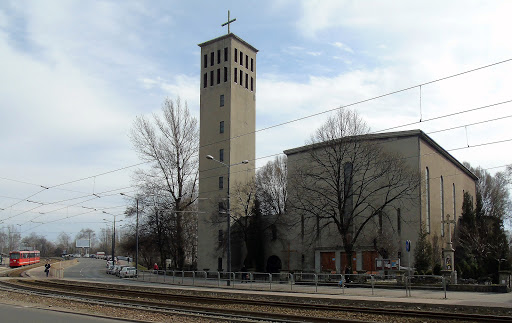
[332,41,354,53]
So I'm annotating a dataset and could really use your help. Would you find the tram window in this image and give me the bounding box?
[10,253,20,259]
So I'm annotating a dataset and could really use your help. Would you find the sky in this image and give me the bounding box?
[1,1,511,245]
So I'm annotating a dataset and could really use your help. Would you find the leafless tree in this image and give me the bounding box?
[55,232,72,254]
[7,225,21,251]
[288,109,420,269]
[129,97,199,269]
[256,156,287,217]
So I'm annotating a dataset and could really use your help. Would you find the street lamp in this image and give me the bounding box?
[206,154,249,286]
[120,193,139,274]
[103,212,123,265]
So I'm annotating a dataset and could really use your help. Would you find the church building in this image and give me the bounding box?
[196,23,477,275]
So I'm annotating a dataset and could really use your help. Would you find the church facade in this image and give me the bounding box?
[262,130,477,273]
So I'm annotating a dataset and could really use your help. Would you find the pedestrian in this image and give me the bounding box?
[44,261,51,277]
[153,263,159,274]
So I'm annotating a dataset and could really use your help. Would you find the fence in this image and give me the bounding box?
[132,270,447,299]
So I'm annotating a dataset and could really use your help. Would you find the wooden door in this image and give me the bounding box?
[320,252,336,272]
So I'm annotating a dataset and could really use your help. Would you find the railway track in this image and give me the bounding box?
[2,278,512,322]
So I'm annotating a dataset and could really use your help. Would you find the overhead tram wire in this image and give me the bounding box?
[2,59,512,222]
[1,58,511,204]
[2,98,510,223]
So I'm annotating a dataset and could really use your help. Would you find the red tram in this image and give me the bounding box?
[9,250,41,267]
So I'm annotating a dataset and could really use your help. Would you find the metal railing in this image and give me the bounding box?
[131,270,447,299]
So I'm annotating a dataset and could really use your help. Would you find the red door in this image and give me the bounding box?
[320,252,336,272]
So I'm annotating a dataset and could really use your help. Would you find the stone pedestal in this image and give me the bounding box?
[499,271,511,287]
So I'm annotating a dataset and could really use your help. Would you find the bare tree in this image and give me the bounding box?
[130,97,199,269]
[256,156,287,217]
[288,109,420,269]
[7,225,21,251]
[55,232,72,254]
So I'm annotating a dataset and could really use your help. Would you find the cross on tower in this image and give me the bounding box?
[221,10,236,34]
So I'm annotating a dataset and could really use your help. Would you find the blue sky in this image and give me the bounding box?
[1,1,511,243]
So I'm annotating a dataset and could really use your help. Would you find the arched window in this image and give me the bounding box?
[440,176,444,237]
[425,167,431,233]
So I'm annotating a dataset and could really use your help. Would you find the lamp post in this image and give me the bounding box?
[103,212,122,265]
[120,193,139,274]
[206,154,248,286]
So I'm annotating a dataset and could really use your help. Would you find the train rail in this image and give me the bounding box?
[2,279,512,322]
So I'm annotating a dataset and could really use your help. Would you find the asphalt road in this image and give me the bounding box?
[63,258,130,283]
[0,303,127,323]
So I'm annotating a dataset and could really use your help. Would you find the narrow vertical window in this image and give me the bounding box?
[217,68,220,84]
[271,224,277,240]
[203,54,207,68]
[441,176,445,237]
[219,176,224,189]
[218,230,223,245]
[224,67,228,82]
[217,49,221,64]
[224,47,228,61]
[218,202,224,213]
[210,70,214,86]
[245,54,248,69]
[219,121,224,133]
[220,94,224,107]
[453,183,456,223]
[397,208,401,234]
[218,257,223,271]
[203,73,207,88]
[240,51,243,65]
[251,77,254,91]
[240,70,243,86]
[219,148,224,162]
[245,73,248,89]
[426,167,431,233]
[344,162,354,219]
[210,52,214,66]
[234,48,238,62]
[378,211,383,234]
[234,68,237,83]
[251,58,254,71]
[316,216,320,238]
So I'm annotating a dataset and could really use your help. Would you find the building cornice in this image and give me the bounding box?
[198,33,259,53]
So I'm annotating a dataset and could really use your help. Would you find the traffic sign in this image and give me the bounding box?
[405,240,411,252]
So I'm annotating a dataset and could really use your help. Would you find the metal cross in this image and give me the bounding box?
[221,10,236,34]
[442,214,456,244]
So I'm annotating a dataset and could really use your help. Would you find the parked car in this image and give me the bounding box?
[114,265,129,276]
[119,267,137,278]
[106,265,115,274]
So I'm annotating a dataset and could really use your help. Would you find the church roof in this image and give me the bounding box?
[198,33,259,53]
[284,129,478,180]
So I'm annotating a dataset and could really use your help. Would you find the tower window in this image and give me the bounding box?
[218,202,225,213]
[251,77,254,91]
[378,210,383,234]
[203,73,207,88]
[219,148,224,162]
[240,70,243,87]
[220,121,224,133]
[224,67,228,82]
[203,54,207,68]
[240,51,243,66]
[210,70,214,86]
[217,50,221,64]
[245,55,248,69]
[217,68,220,84]
[245,73,248,89]
[218,230,223,245]
[219,176,224,189]
[220,94,224,107]
[251,58,254,72]
[218,257,223,271]
[224,47,228,62]
[234,68,237,83]
[210,52,214,66]
[234,48,238,62]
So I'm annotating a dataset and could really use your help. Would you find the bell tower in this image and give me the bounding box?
[197,19,257,272]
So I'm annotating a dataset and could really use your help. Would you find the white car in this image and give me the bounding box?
[119,267,137,278]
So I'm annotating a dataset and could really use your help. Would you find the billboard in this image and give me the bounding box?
[76,239,90,248]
